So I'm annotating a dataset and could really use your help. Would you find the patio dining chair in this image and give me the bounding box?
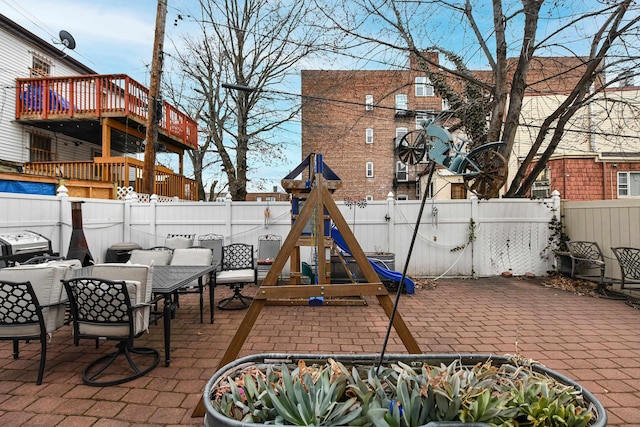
[165,234,195,249]
[62,264,159,386]
[170,248,214,323]
[257,234,282,281]
[215,243,257,310]
[198,234,224,272]
[611,247,640,290]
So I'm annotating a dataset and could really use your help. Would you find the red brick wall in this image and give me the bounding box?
[302,68,442,200]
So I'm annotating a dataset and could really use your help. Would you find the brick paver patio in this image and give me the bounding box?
[1,276,639,426]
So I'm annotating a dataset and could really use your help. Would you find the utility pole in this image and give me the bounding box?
[142,0,168,195]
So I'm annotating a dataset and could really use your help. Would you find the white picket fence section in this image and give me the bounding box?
[0,190,560,278]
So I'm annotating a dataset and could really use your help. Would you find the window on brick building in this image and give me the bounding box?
[366,195,373,202]
[365,94,373,111]
[397,194,408,200]
[29,133,53,161]
[442,98,450,111]
[365,161,374,177]
[396,161,407,182]
[415,77,434,97]
[366,128,374,144]
[395,127,408,147]
[395,94,408,112]
[618,171,640,197]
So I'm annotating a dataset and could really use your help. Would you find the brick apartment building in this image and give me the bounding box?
[301,54,640,201]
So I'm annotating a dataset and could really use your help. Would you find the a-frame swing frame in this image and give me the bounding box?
[192,165,422,417]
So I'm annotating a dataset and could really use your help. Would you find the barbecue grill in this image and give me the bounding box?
[0,231,53,267]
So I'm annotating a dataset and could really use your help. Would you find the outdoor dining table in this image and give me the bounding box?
[74,264,217,367]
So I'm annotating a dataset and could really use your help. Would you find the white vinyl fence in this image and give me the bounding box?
[0,189,562,278]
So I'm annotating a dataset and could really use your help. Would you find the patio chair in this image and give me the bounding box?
[198,234,224,272]
[0,262,78,384]
[21,254,66,265]
[257,234,282,281]
[62,263,159,386]
[170,248,214,323]
[215,243,257,310]
[567,241,627,299]
[165,234,195,249]
[611,247,640,290]
[128,248,173,266]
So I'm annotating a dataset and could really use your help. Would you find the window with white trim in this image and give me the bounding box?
[442,98,450,111]
[531,167,551,198]
[395,94,408,112]
[365,161,374,178]
[365,195,373,202]
[365,94,373,111]
[618,171,640,197]
[365,128,374,144]
[395,127,408,148]
[415,76,434,97]
[397,194,408,201]
[396,161,408,182]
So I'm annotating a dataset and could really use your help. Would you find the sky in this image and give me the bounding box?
[1,0,302,193]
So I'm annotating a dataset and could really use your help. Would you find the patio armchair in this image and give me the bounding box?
[170,248,214,323]
[62,263,159,386]
[215,243,257,310]
[0,261,80,384]
[198,234,224,272]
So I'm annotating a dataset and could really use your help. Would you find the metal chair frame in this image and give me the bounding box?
[62,277,159,386]
[0,280,50,385]
[611,247,640,290]
[215,243,257,310]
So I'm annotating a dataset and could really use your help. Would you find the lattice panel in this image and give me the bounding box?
[67,278,130,323]
[0,281,40,325]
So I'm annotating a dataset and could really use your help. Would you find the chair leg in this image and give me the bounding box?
[217,284,253,310]
[37,337,46,386]
[12,340,19,359]
[198,283,204,324]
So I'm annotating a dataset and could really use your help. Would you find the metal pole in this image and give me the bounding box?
[142,0,168,195]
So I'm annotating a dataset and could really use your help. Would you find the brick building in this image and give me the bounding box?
[301,54,640,201]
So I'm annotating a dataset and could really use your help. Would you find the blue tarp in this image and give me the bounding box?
[330,225,415,294]
[0,180,56,196]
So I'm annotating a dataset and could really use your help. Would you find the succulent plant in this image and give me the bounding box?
[209,356,598,426]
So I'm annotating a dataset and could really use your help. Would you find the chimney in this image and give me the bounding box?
[66,201,94,266]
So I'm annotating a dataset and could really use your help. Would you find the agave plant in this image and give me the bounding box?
[206,355,603,427]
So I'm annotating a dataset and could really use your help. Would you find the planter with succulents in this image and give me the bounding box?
[204,353,606,427]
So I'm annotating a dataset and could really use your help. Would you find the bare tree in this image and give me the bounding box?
[167,0,329,200]
[320,0,640,198]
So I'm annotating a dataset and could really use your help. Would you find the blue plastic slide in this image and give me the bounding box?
[330,226,414,294]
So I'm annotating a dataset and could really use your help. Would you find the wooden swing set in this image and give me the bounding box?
[192,153,421,417]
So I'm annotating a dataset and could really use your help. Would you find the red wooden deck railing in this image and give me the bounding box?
[15,74,198,150]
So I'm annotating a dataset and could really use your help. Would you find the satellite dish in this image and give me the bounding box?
[58,30,76,50]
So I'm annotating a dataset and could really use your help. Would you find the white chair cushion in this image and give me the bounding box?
[215,269,255,284]
[165,236,194,249]
[0,264,69,333]
[129,249,172,266]
[170,248,213,286]
[90,264,152,334]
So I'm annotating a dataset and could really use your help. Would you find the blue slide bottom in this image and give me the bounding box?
[330,226,414,294]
